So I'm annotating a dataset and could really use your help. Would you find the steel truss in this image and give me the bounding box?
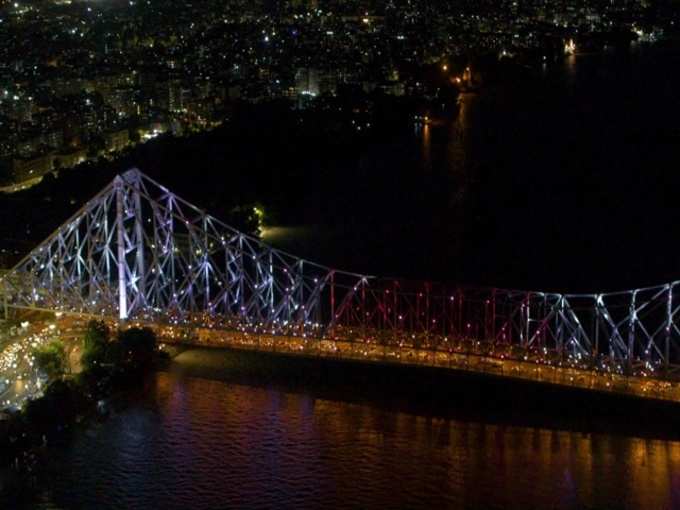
[3,169,680,377]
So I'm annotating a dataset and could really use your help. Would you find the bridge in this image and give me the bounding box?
[3,168,680,404]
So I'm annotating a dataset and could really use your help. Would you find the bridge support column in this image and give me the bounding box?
[666,285,672,375]
[115,176,128,321]
[627,292,636,375]
[133,176,146,310]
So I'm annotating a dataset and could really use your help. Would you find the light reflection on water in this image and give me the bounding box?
[34,367,680,510]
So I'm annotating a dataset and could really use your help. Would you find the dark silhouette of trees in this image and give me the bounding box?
[32,340,67,381]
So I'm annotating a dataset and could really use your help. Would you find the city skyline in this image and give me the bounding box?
[0,0,673,186]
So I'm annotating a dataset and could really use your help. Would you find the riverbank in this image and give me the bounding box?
[163,346,680,441]
[0,322,162,505]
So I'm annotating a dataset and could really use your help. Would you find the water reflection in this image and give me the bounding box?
[419,122,431,171]
[448,93,477,179]
[36,368,680,510]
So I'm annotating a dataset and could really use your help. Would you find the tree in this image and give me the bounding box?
[228,205,261,236]
[117,327,157,370]
[0,158,14,186]
[87,136,106,159]
[83,320,109,350]
[81,320,111,370]
[23,379,85,433]
[33,340,67,380]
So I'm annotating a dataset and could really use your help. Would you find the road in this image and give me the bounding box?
[0,175,43,194]
[0,322,78,410]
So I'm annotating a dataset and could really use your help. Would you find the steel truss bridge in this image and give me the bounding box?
[3,169,680,398]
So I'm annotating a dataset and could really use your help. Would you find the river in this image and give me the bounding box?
[20,348,680,510]
[265,42,680,293]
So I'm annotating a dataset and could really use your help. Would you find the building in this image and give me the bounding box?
[295,68,320,96]
[12,153,55,181]
[56,148,87,169]
[104,129,130,153]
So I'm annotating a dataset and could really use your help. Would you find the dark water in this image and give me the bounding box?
[34,354,680,510]
[268,44,680,292]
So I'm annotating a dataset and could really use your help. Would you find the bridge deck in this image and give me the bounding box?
[5,313,680,408]
[144,323,680,404]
